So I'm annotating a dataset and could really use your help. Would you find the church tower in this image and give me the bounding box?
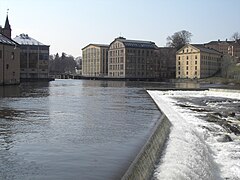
[2,14,12,39]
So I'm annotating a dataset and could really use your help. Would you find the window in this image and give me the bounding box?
[186,71,188,75]
[6,64,9,69]
[186,61,189,65]
[178,61,180,65]
[195,66,197,70]
[186,66,188,70]
[178,56,180,60]
[0,50,2,59]
[195,61,197,65]
[187,56,189,60]
[11,52,15,60]
[195,55,197,59]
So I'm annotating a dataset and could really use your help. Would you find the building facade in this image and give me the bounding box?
[205,40,240,62]
[176,44,222,79]
[13,34,50,79]
[108,37,158,78]
[154,47,177,79]
[0,33,20,85]
[82,44,108,77]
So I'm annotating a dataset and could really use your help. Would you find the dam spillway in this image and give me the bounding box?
[121,114,171,180]
[148,90,240,180]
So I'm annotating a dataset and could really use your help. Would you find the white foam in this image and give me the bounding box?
[148,90,240,180]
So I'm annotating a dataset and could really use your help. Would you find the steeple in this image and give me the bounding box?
[4,14,11,30]
[2,10,12,39]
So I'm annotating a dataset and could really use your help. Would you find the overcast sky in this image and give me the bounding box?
[1,0,240,57]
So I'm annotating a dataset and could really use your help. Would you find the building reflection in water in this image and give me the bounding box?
[175,82,200,89]
[0,85,21,97]
[0,82,51,151]
[0,108,25,150]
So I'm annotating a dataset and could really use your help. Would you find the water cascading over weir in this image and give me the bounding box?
[121,98,172,180]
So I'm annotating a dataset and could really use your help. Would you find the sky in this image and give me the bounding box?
[1,0,240,57]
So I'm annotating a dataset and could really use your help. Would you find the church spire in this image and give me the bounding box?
[4,14,11,30]
[3,9,12,39]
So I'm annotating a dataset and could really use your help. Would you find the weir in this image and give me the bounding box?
[121,113,172,180]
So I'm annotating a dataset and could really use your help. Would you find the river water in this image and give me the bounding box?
[0,79,163,180]
[149,90,240,180]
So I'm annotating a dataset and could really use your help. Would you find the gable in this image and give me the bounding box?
[176,44,200,54]
[109,40,125,49]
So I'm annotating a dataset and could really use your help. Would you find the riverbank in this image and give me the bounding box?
[198,77,240,87]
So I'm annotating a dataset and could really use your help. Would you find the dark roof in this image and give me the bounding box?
[206,40,235,45]
[192,44,222,54]
[0,33,18,46]
[82,43,109,50]
[4,15,11,29]
[91,44,109,47]
[115,37,157,49]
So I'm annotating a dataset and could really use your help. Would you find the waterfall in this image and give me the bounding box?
[121,114,172,180]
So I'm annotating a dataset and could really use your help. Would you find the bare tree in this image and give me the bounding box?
[166,30,192,50]
[49,52,77,74]
[231,32,240,41]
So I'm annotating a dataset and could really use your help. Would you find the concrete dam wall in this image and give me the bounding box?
[121,107,172,180]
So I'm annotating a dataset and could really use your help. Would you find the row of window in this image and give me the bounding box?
[178,71,198,76]
[127,49,153,56]
[109,64,124,70]
[83,48,100,54]
[178,61,197,65]
[109,49,124,56]
[178,66,198,71]
[109,57,124,64]
[109,71,124,76]
[182,49,194,53]
[20,53,49,60]
[82,54,100,59]
[178,55,221,62]
[83,58,101,62]
[201,55,220,61]
[178,55,198,60]
[127,67,154,72]
[21,46,49,51]
[201,60,218,66]
[109,49,154,56]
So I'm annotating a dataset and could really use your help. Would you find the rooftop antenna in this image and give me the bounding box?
[7,8,9,15]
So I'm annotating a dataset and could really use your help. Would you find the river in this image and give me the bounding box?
[0,79,163,180]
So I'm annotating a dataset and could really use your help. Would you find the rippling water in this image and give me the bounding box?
[0,79,162,180]
[149,90,240,180]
